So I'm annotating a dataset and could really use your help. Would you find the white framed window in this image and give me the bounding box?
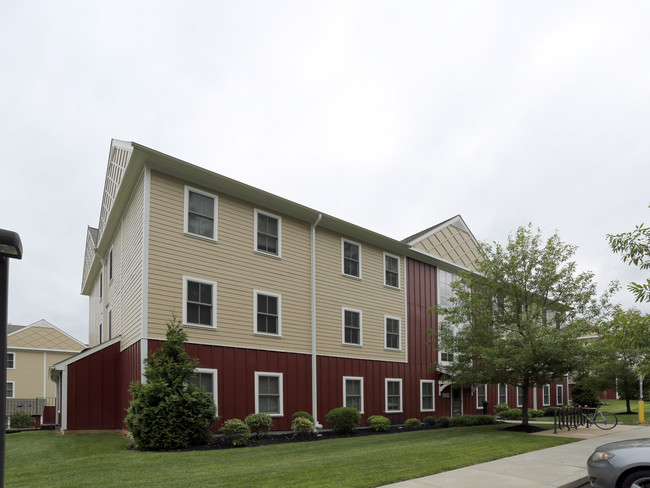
[342,308,362,346]
[343,376,364,413]
[108,309,113,340]
[255,372,283,417]
[385,378,403,413]
[542,384,551,406]
[420,380,435,412]
[190,368,219,415]
[498,384,508,405]
[255,209,281,257]
[476,384,487,409]
[184,186,218,241]
[254,290,281,336]
[384,253,400,288]
[384,316,401,350]
[183,276,217,328]
[342,239,361,278]
[556,384,564,405]
[438,269,459,364]
[7,352,15,370]
[6,382,14,398]
[109,248,114,281]
[517,386,524,408]
[99,271,103,299]
[99,322,103,344]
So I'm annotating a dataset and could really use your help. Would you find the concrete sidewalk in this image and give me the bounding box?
[381,424,650,488]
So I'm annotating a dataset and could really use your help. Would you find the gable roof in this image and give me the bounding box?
[8,319,86,351]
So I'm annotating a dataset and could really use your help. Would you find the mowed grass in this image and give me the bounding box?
[6,425,575,488]
[599,398,650,425]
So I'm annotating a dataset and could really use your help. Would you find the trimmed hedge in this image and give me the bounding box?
[404,418,422,430]
[499,408,522,420]
[220,419,251,447]
[437,416,450,427]
[423,416,437,427]
[367,415,390,432]
[450,415,496,427]
[325,407,361,434]
[9,411,34,428]
[291,417,314,437]
[291,411,315,423]
[244,413,272,437]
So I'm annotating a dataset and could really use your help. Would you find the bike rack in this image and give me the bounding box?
[553,405,591,434]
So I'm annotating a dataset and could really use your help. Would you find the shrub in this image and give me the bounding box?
[423,416,437,427]
[367,415,390,432]
[494,403,510,414]
[325,407,361,434]
[245,413,272,437]
[125,315,217,450]
[291,411,315,423]
[9,411,34,428]
[450,415,496,427]
[499,408,522,420]
[529,409,544,418]
[220,419,251,446]
[571,381,600,408]
[291,417,314,437]
[404,418,422,430]
[437,416,450,427]
[543,407,558,417]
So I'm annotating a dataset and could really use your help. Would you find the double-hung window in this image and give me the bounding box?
[255,291,281,336]
[498,384,508,405]
[185,186,218,240]
[6,382,14,398]
[476,384,487,409]
[384,253,400,288]
[342,239,361,278]
[420,380,435,412]
[255,210,281,257]
[255,372,283,417]
[556,385,564,405]
[385,378,402,413]
[190,368,219,415]
[183,276,217,328]
[342,308,362,346]
[7,352,15,370]
[343,376,364,412]
[385,316,401,350]
[543,384,551,406]
[517,386,525,408]
[438,269,459,363]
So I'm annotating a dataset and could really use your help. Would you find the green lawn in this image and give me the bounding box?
[6,425,575,487]
[599,398,650,425]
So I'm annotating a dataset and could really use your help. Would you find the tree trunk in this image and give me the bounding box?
[626,397,632,414]
[521,379,530,426]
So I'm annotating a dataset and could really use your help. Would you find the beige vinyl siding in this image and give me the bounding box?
[315,227,406,361]
[119,173,145,350]
[7,350,76,398]
[413,225,481,270]
[147,171,312,353]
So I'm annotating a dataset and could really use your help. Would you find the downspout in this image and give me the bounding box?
[311,213,322,428]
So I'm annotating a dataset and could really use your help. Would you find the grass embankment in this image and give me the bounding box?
[6,425,575,487]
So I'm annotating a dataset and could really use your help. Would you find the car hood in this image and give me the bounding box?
[595,438,650,452]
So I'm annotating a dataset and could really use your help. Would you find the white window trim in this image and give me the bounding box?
[194,368,219,416]
[385,378,403,413]
[255,371,284,418]
[517,386,524,408]
[343,376,364,413]
[184,185,218,242]
[99,271,103,300]
[556,384,564,405]
[498,384,508,405]
[384,315,401,351]
[108,309,113,341]
[182,275,218,329]
[6,381,15,399]
[99,322,103,344]
[341,238,362,279]
[342,307,363,347]
[7,352,15,370]
[542,384,551,406]
[475,384,488,409]
[108,247,114,282]
[420,379,436,412]
[253,289,282,337]
[254,209,282,258]
[383,252,401,289]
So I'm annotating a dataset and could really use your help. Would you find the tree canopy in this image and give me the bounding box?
[432,224,616,425]
[607,206,650,302]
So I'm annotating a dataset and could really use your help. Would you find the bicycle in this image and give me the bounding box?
[576,403,619,430]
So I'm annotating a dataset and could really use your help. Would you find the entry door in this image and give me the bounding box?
[451,387,463,417]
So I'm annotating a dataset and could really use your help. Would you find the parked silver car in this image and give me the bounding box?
[587,438,650,488]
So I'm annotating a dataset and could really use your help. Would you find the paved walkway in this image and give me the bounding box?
[380,424,650,488]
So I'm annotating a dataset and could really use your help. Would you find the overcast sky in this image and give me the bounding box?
[2,1,649,344]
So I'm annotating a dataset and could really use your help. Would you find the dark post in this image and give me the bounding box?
[0,229,23,488]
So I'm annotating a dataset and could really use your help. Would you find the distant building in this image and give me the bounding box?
[7,319,85,426]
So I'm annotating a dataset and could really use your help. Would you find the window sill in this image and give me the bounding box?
[342,342,363,348]
[384,410,403,414]
[420,408,435,413]
[184,232,218,244]
[384,347,401,352]
[384,284,401,291]
[183,323,217,331]
[341,273,362,281]
[254,250,282,260]
[254,332,282,339]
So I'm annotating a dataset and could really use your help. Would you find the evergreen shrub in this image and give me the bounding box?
[367,415,390,432]
[245,413,272,437]
[325,407,361,434]
[221,419,251,446]
[404,418,422,430]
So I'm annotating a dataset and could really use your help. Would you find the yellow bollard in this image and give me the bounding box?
[640,401,645,424]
